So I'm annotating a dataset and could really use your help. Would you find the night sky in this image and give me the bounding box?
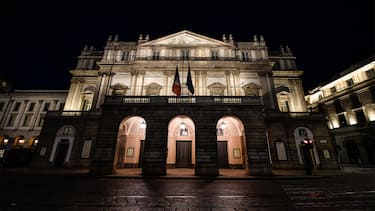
[1,1,374,92]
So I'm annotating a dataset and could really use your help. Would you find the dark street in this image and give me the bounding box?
[0,171,374,210]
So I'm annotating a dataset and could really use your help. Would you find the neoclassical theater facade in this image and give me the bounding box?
[2,30,338,175]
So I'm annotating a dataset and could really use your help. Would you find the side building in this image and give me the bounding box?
[2,30,338,175]
[305,56,375,165]
[0,90,67,156]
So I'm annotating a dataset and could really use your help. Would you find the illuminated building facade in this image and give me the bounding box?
[0,90,66,150]
[2,31,338,175]
[306,56,375,165]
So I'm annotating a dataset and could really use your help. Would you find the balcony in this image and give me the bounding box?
[104,96,262,106]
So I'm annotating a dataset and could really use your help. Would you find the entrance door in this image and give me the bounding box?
[138,140,145,168]
[54,139,70,167]
[217,141,228,168]
[176,141,192,168]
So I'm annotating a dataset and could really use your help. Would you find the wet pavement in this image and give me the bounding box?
[0,167,374,210]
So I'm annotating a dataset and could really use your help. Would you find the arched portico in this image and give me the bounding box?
[167,115,195,170]
[116,116,146,168]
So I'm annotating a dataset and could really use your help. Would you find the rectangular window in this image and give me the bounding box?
[241,51,249,62]
[181,50,190,60]
[334,99,344,113]
[371,87,375,103]
[13,102,21,111]
[7,115,16,126]
[366,68,375,79]
[350,94,361,108]
[337,113,347,127]
[38,115,45,127]
[63,127,73,135]
[122,51,129,61]
[346,78,354,87]
[211,50,219,60]
[355,109,367,125]
[152,51,160,60]
[43,102,50,112]
[330,87,336,94]
[28,102,35,112]
[0,102,4,111]
[22,115,31,126]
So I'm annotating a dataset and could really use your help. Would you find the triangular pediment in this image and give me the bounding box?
[141,30,232,47]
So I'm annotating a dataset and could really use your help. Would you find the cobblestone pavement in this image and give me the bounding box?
[0,171,373,210]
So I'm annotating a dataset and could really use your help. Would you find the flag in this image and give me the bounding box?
[172,66,181,96]
[186,64,194,95]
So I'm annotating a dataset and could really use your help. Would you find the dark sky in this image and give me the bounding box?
[1,1,374,92]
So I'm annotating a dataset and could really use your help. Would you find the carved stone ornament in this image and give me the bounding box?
[208,82,226,96]
[145,82,162,96]
[242,83,260,96]
[110,83,128,96]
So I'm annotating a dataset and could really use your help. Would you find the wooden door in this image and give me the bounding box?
[217,141,228,168]
[176,141,192,168]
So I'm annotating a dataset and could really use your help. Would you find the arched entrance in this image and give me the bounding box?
[49,125,75,167]
[116,116,146,168]
[294,127,320,167]
[167,115,195,174]
[216,116,247,175]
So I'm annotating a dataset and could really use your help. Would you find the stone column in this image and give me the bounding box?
[135,71,145,95]
[201,71,207,95]
[95,73,106,109]
[289,79,307,112]
[225,71,232,95]
[194,70,199,96]
[163,72,169,95]
[130,70,138,95]
[258,71,277,110]
[233,71,241,96]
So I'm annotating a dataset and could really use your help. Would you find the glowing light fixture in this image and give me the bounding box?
[220,121,227,129]
[180,121,186,129]
[18,139,25,144]
[34,140,39,144]
[140,120,147,129]
[3,139,8,144]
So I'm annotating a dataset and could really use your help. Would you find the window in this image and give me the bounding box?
[181,50,189,60]
[22,115,32,126]
[330,87,336,94]
[333,99,344,113]
[63,127,73,135]
[366,68,375,79]
[122,51,129,61]
[211,50,219,60]
[241,51,250,62]
[43,102,50,112]
[28,102,35,112]
[371,87,375,103]
[298,128,307,137]
[337,113,347,127]
[152,51,160,60]
[7,115,16,126]
[13,102,21,111]
[346,78,354,87]
[355,109,367,125]
[38,115,45,127]
[279,101,289,112]
[350,94,361,108]
[0,102,4,111]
